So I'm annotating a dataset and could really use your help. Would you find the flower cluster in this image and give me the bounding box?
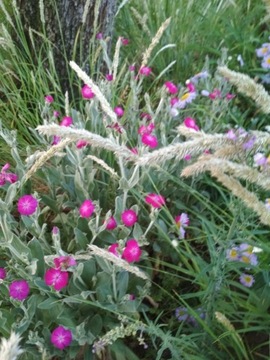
[109,239,142,263]
[44,256,76,291]
[256,41,270,69]
[175,306,205,326]
[226,243,258,287]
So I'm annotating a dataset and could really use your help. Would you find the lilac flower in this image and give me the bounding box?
[175,213,189,239]
[261,54,270,69]
[226,247,239,261]
[254,153,267,167]
[265,198,270,210]
[189,71,209,84]
[256,43,270,58]
[237,54,244,67]
[173,92,196,109]
[242,136,256,150]
[239,273,255,288]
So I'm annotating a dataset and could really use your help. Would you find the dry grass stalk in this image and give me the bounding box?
[65,91,69,117]
[70,61,117,123]
[23,138,72,182]
[39,0,45,24]
[85,155,119,179]
[218,66,270,114]
[112,37,122,79]
[0,332,23,360]
[82,0,91,25]
[36,124,136,160]
[89,245,149,280]
[141,17,171,68]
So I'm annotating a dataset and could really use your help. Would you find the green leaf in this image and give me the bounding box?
[38,297,61,309]
[28,237,45,276]
[117,271,129,300]
[74,227,89,250]
[40,194,59,213]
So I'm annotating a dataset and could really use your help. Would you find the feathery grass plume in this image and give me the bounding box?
[141,17,171,68]
[131,7,151,37]
[0,1,15,28]
[215,312,244,347]
[23,138,72,182]
[82,0,91,25]
[0,332,23,360]
[85,155,119,179]
[210,169,270,226]
[182,155,270,191]
[36,124,135,160]
[218,66,270,114]
[135,135,233,167]
[93,0,102,36]
[69,61,117,123]
[93,319,146,356]
[65,91,69,116]
[112,37,122,79]
[88,245,149,280]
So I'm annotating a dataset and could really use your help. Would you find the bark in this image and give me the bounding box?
[17,0,117,91]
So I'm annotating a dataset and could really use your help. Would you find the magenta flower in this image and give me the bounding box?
[60,116,73,127]
[0,268,6,280]
[122,239,142,263]
[183,117,199,131]
[139,66,152,76]
[165,81,178,94]
[145,193,165,208]
[140,112,152,121]
[0,163,18,186]
[239,273,255,288]
[114,106,124,117]
[141,133,158,148]
[45,95,54,104]
[105,216,117,230]
[129,64,136,72]
[79,199,95,218]
[186,81,196,93]
[106,73,113,81]
[9,280,30,301]
[138,123,155,136]
[121,37,129,46]
[175,213,189,239]
[81,84,95,99]
[52,135,61,145]
[170,97,179,106]
[225,93,235,101]
[183,154,191,161]
[108,243,119,256]
[53,110,60,117]
[17,195,38,216]
[96,32,103,40]
[44,268,69,291]
[54,256,77,270]
[51,326,72,350]
[76,139,89,149]
[209,88,222,100]
[129,147,138,155]
[121,209,138,227]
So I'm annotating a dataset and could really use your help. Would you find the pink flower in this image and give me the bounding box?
[105,216,117,230]
[54,256,77,270]
[96,32,103,40]
[141,133,158,148]
[129,64,136,72]
[129,147,138,155]
[183,117,199,131]
[106,74,113,81]
[9,280,30,301]
[175,213,189,239]
[122,239,141,263]
[45,95,54,104]
[170,97,179,106]
[165,81,178,94]
[52,136,61,145]
[81,84,95,99]
[121,37,129,45]
[209,89,221,100]
[139,66,152,76]
[0,268,6,280]
[183,154,191,161]
[138,123,155,135]
[60,116,73,127]
[140,112,152,121]
[114,106,124,117]
[53,110,60,117]
[108,243,119,256]
[51,326,72,350]
[44,268,69,291]
[145,193,165,208]
[121,209,138,227]
[79,199,95,218]
[17,195,38,216]
[186,81,196,93]
[76,140,89,149]
[0,163,18,186]
[225,93,235,100]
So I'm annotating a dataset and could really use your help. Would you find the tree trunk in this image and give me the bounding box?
[18,0,117,91]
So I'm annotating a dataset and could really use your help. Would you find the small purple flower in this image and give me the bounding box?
[0,268,6,280]
[51,326,72,350]
[261,54,270,69]
[242,136,256,150]
[96,32,103,40]
[45,95,54,104]
[9,280,30,301]
[239,273,255,288]
[106,73,113,81]
[256,43,270,58]
[254,153,267,167]
[226,247,239,261]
